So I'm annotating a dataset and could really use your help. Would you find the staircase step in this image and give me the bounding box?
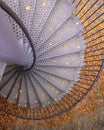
[34,66,80,81]
[19,0,37,31]
[25,73,41,108]
[36,52,84,68]
[0,61,6,82]
[29,72,54,106]
[36,0,75,50]
[37,15,84,56]
[0,68,18,87]
[17,72,29,107]
[31,0,57,42]
[32,72,64,103]
[7,72,23,104]
[0,70,20,98]
[37,34,86,60]
[33,70,73,93]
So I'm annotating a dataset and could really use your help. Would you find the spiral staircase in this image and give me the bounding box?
[0,0,104,120]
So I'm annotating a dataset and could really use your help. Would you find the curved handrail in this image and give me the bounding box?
[0,0,36,71]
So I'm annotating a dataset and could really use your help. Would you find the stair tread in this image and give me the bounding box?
[7,72,22,104]
[33,70,73,93]
[36,0,75,50]
[29,72,54,106]
[30,0,57,42]
[34,66,80,81]
[25,73,41,108]
[32,72,64,102]
[0,70,20,98]
[37,34,86,60]
[0,61,6,82]
[36,52,84,68]
[19,0,37,32]
[37,15,84,56]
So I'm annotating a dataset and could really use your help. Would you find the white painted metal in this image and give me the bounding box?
[0,9,28,66]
